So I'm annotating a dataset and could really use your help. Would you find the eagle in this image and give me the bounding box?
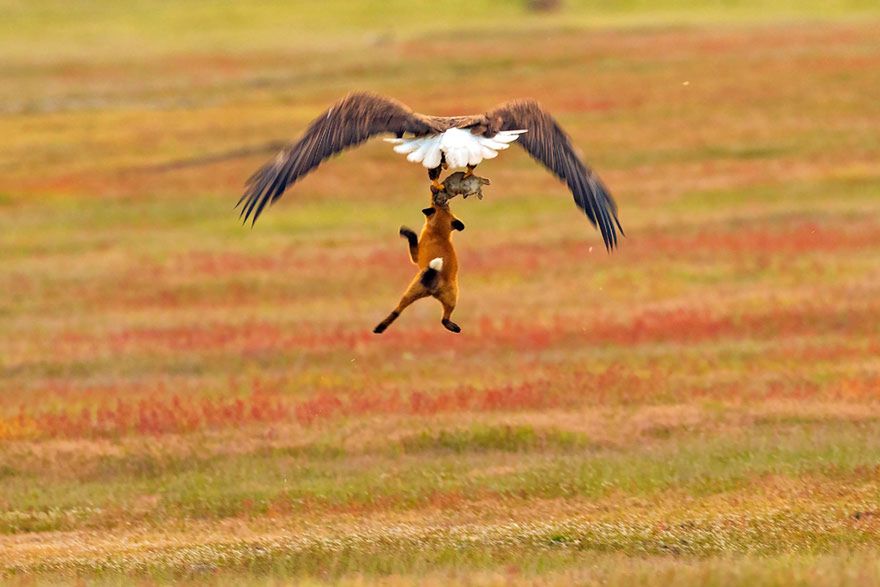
[238,92,623,249]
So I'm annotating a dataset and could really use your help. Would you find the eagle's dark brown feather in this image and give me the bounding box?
[238,92,438,223]
[239,93,622,251]
[485,99,622,250]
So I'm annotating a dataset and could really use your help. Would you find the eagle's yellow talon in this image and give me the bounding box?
[431,180,445,192]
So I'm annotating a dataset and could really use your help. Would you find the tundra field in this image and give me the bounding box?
[2,1,880,584]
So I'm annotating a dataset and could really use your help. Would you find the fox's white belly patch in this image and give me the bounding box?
[385,127,527,169]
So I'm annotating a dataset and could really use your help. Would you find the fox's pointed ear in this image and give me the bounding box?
[422,207,436,217]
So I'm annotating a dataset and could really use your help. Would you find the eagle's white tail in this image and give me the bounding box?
[429,257,443,271]
[385,128,528,169]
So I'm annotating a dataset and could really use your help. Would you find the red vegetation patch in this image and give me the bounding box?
[52,298,880,365]
[293,381,552,426]
[166,249,344,277]
[103,221,880,291]
[585,303,880,345]
[19,391,288,439]
[59,323,376,355]
[764,376,880,402]
[3,381,556,439]
[630,222,880,259]
[4,367,878,440]
[462,221,880,273]
[469,301,879,350]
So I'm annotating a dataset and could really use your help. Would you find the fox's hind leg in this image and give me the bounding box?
[373,280,429,334]
[435,284,461,333]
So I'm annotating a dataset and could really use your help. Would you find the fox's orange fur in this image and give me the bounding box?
[373,201,465,334]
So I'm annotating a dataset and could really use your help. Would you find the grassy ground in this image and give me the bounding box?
[2,1,880,584]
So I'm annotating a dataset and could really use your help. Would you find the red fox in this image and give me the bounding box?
[373,202,465,334]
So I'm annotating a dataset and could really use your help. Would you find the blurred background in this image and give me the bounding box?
[2,0,880,581]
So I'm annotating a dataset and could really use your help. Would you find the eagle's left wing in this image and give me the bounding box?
[238,92,435,223]
[485,100,623,250]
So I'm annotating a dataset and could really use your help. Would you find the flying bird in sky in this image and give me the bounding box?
[238,92,623,249]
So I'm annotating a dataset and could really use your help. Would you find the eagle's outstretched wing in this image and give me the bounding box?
[238,92,435,223]
[485,100,623,250]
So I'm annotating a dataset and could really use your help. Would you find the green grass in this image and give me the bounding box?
[400,424,589,453]
[4,0,880,62]
[2,419,879,536]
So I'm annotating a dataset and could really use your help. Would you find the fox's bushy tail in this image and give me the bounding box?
[420,257,443,288]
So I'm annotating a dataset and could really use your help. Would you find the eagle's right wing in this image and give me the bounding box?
[486,99,623,250]
[238,92,435,223]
